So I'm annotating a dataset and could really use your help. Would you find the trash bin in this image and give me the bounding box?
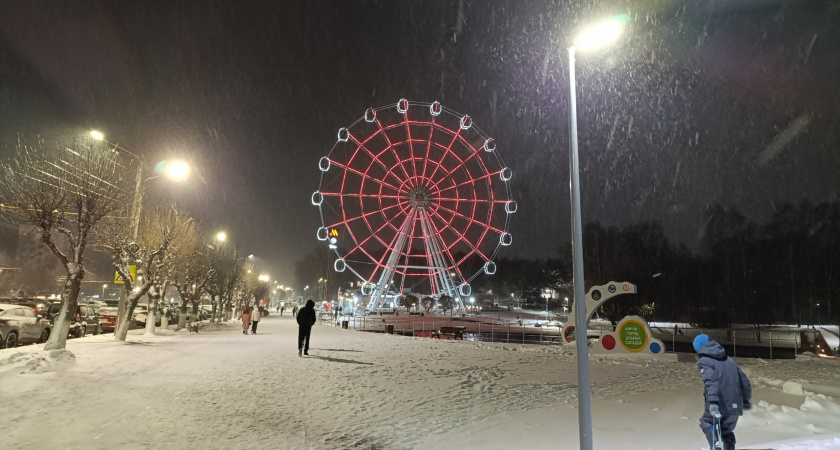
[341,320,349,329]
[386,324,394,334]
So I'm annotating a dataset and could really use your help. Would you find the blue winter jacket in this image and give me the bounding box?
[697,340,752,418]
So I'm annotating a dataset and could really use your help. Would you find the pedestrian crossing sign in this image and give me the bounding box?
[114,265,137,284]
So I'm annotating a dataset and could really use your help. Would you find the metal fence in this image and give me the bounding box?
[316,313,834,359]
[319,312,564,346]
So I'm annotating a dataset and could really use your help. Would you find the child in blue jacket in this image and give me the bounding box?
[694,334,752,450]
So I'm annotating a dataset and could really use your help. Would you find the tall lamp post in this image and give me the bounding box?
[566,15,628,450]
[90,131,190,327]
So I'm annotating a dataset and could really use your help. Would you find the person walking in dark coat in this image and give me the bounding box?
[693,334,752,450]
[296,299,317,356]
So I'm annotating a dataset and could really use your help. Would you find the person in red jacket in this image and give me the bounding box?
[238,305,252,335]
[296,299,317,356]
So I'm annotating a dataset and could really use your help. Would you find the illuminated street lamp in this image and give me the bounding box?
[102,283,107,300]
[95,129,194,329]
[216,232,226,242]
[258,274,269,282]
[566,14,629,450]
[165,160,190,180]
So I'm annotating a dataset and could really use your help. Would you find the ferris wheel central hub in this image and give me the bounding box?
[313,100,515,313]
[407,187,432,207]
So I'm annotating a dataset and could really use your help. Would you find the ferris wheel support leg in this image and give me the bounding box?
[418,209,465,311]
[370,209,416,311]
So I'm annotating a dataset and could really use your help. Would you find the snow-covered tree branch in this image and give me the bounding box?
[0,136,133,350]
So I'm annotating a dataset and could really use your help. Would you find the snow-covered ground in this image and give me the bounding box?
[1,314,838,449]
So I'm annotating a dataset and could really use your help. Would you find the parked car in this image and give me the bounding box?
[132,305,149,327]
[0,303,52,348]
[9,298,59,317]
[87,300,106,309]
[200,305,214,320]
[97,306,118,332]
[46,303,101,338]
[96,306,149,331]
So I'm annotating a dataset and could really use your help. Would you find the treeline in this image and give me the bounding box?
[0,136,271,350]
[475,201,840,328]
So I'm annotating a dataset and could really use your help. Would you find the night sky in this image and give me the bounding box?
[1,0,838,284]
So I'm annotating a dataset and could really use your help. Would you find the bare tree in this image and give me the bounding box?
[398,294,419,312]
[204,240,245,322]
[243,271,270,310]
[0,137,132,350]
[141,207,199,336]
[99,205,195,340]
[170,230,213,330]
[438,295,453,315]
[421,297,434,313]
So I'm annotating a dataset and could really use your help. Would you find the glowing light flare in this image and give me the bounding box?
[154,160,190,180]
[164,160,190,180]
[574,14,630,52]
[90,130,105,141]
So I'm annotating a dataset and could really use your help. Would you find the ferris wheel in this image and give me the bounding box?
[312,100,515,311]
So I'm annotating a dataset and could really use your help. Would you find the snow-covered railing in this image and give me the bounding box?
[323,312,564,346]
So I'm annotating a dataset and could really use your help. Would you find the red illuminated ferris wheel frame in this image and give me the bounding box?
[313,100,515,308]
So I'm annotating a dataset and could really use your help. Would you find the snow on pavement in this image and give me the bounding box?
[1,314,838,449]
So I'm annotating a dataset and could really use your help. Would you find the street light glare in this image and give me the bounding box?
[165,160,190,180]
[216,232,226,241]
[90,130,104,141]
[574,15,628,52]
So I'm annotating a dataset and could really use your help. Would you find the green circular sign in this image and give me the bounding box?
[563,325,576,342]
[618,320,647,352]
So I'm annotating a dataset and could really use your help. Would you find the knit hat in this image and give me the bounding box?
[693,334,710,352]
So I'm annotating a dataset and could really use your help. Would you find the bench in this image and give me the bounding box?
[432,326,466,340]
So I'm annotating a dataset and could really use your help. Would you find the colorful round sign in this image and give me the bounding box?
[650,342,662,354]
[563,325,576,343]
[618,319,648,352]
[601,334,616,350]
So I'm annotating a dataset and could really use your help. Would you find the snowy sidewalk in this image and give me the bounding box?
[1,313,839,449]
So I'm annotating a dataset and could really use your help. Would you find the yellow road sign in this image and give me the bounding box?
[114,265,137,284]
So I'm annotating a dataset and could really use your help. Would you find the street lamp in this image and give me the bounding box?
[91,130,191,329]
[102,283,107,300]
[89,130,190,239]
[216,232,226,242]
[546,296,550,322]
[566,15,628,450]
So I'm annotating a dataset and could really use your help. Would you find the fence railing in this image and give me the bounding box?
[316,313,830,359]
[319,312,564,346]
